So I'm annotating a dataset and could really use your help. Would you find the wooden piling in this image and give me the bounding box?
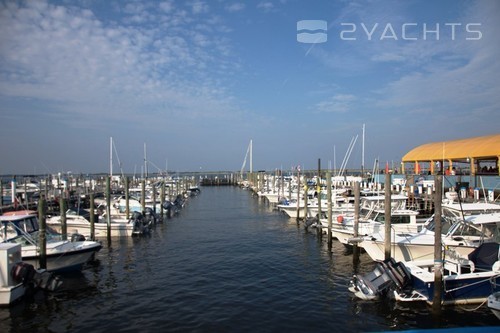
[161,180,165,218]
[296,169,301,222]
[317,159,322,238]
[303,183,308,220]
[89,192,95,240]
[38,195,47,269]
[122,177,128,219]
[106,176,111,241]
[384,172,392,260]
[327,170,332,248]
[433,175,443,312]
[60,196,67,241]
[141,179,146,212]
[153,183,157,213]
[353,181,361,261]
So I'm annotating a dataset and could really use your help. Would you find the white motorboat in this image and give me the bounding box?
[1,212,102,273]
[47,208,135,238]
[328,195,426,246]
[359,212,500,262]
[350,243,500,305]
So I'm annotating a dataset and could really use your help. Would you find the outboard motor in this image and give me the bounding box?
[131,211,145,235]
[143,207,156,228]
[11,262,36,285]
[71,233,86,242]
[11,262,62,292]
[348,258,412,300]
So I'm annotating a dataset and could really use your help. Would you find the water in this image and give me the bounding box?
[1,187,498,332]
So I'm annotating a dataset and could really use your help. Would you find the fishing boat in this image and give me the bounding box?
[358,208,500,262]
[47,208,135,238]
[1,212,102,273]
[394,242,500,305]
[349,242,500,305]
[328,194,425,246]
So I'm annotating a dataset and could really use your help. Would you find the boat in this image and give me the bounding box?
[328,194,425,246]
[350,242,500,305]
[47,208,135,238]
[357,203,500,262]
[1,212,102,273]
[394,242,500,305]
[0,243,61,305]
[488,291,500,320]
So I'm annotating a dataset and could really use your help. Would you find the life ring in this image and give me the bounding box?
[337,215,344,223]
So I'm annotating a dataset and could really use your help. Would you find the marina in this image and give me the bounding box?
[0,181,499,331]
[1,1,499,330]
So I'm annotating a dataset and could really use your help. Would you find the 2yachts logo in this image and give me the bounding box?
[296,20,328,43]
[297,21,482,44]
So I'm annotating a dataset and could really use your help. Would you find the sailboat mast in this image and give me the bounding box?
[250,139,253,173]
[362,123,365,177]
[110,137,113,177]
[144,143,148,179]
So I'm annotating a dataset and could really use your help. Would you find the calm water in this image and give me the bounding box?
[0,187,498,332]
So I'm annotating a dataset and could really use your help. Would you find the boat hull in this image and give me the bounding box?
[0,284,25,306]
[21,241,102,273]
[360,238,476,262]
[400,260,500,305]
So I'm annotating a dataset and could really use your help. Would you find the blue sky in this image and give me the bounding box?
[1,0,498,175]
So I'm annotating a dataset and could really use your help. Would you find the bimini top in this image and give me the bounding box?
[402,133,500,162]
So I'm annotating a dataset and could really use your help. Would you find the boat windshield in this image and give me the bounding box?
[372,212,413,225]
[424,215,456,234]
[447,220,484,238]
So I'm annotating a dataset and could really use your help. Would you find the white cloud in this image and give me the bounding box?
[0,0,239,128]
[189,0,209,14]
[159,1,174,13]
[315,94,356,113]
[371,52,405,62]
[225,3,245,13]
[257,2,274,12]
[375,0,500,126]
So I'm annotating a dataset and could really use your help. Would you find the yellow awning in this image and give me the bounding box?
[402,133,500,162]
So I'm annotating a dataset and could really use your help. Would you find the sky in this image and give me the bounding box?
[0,0,499,175]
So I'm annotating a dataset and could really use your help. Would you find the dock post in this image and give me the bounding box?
[384,172,392,260]
[24,178,27,207]
[90,192,95,240]
[317,159,322,239]
[433,175,443,312]
[327,170,332,248]
[141,179,146,213]
[125,177,130,220]
[106,176,111,241]
[353,181,361,263]
[60,196,67,241]
[303,183,308,220]
[38,195,47,269]
[296,168,301,222]
[153,181,157,214]
[161,180,165,218]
